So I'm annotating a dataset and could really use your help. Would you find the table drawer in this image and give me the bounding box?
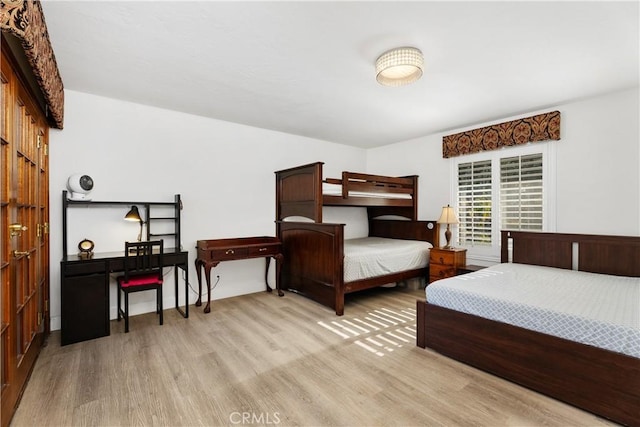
[430,251,456,266]
[430,264,457,280]
[248,244,280,257]
[208,247,249,261]
[63,260,108,276]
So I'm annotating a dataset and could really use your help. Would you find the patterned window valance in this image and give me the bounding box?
[442,111,560,158]
[1,0,64,129]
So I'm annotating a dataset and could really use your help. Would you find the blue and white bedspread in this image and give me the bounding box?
[426,263,640,358]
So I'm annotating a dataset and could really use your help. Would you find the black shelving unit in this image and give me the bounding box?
[62,190,182,256]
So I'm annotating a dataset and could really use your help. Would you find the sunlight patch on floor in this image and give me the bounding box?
[317,307,416,357]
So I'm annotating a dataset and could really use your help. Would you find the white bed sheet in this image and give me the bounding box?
[343,237,431,282]
[426,263,640,358]
[322,182,412,200]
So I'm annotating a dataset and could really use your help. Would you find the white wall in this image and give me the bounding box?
[367,88,640,261]
[50,87,639,330]
[50,90,366,330]
[554,89,639,234]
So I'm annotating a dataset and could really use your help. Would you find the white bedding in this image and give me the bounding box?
[343,237,432,282]
[426,263,640,358]
[322,182,412,200]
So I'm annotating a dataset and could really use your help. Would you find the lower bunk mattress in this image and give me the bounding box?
[426,263,640,358]
[343,237,432,282]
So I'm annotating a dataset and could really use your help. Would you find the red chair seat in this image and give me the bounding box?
[118,274,163,288]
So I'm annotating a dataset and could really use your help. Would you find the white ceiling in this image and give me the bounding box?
[41,1,639,148]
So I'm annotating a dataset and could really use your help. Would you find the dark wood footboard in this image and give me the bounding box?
[417,299,640,426]
[277,219,438,316]
[277,221,346,314]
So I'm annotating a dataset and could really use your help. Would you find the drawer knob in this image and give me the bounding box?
[225,249,235,255]
[439,257,444,264]
[259,247,267,252]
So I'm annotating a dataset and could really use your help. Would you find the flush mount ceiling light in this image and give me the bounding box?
[375,47,423,87]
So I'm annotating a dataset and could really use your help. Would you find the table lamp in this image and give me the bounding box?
[124,205,144,241]
[437,204,459,249]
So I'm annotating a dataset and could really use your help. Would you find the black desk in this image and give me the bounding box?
[60,248,188,345]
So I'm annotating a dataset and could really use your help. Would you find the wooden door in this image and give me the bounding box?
[1,44,50,427]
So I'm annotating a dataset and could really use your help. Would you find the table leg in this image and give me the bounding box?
[183,263,189,318]
[174,265,179,311]
[203,261,218,313]
[274,253,284,297]
[195,259,203,307]
[204,265,212,313]
[264,255,284,297]
[172,264,189,318]
[265,257,272,293]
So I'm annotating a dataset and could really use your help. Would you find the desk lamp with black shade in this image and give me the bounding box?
[124,206,144,252]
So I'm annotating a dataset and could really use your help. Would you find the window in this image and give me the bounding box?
[458,160,492,245]
[500,153,543,231]
[453,144,553,253]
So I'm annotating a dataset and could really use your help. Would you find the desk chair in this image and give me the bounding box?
[117,240,164,333]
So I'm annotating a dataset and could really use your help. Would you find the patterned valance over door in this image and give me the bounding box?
[442,111,560,158]
[1,0,64,128]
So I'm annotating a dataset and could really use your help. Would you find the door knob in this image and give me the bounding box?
[12,250,30,259]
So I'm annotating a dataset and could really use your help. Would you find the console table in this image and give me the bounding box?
[195,236,283,313]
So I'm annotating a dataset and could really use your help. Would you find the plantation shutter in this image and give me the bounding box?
[500,153,543,231]
[457,160,492,245]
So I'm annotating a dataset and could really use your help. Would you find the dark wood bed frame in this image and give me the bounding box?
[417,230,640,426]
[275,162,439,315]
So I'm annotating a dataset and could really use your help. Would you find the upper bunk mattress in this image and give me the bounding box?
[426,263,640,358]
[322,182,412,199]
[344,237,431,282]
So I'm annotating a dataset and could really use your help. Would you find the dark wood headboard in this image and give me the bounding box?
[275,162,324,222]
[275,162,420,223]
[501,230,640,277]
[369,219,439,247]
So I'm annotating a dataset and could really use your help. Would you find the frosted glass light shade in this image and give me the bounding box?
[375,47,423,87]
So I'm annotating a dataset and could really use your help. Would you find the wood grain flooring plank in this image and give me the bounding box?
[10,288,615,426]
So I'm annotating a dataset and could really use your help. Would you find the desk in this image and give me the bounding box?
[60,248,188,346]
[195,237,283,313]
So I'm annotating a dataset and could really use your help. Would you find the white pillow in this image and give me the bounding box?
[281,216,314,222]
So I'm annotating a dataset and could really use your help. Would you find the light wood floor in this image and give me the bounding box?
[11,287,614,427]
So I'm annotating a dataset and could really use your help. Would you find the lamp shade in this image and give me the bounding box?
[376,47,423,87]
[124,205,142,222]
[124,206,144,242]
[437,205,459,225]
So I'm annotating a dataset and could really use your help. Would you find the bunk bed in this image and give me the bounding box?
[417,230,640,427]
[275,162,439,315]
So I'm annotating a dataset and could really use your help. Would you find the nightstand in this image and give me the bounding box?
[429,247,467,284]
